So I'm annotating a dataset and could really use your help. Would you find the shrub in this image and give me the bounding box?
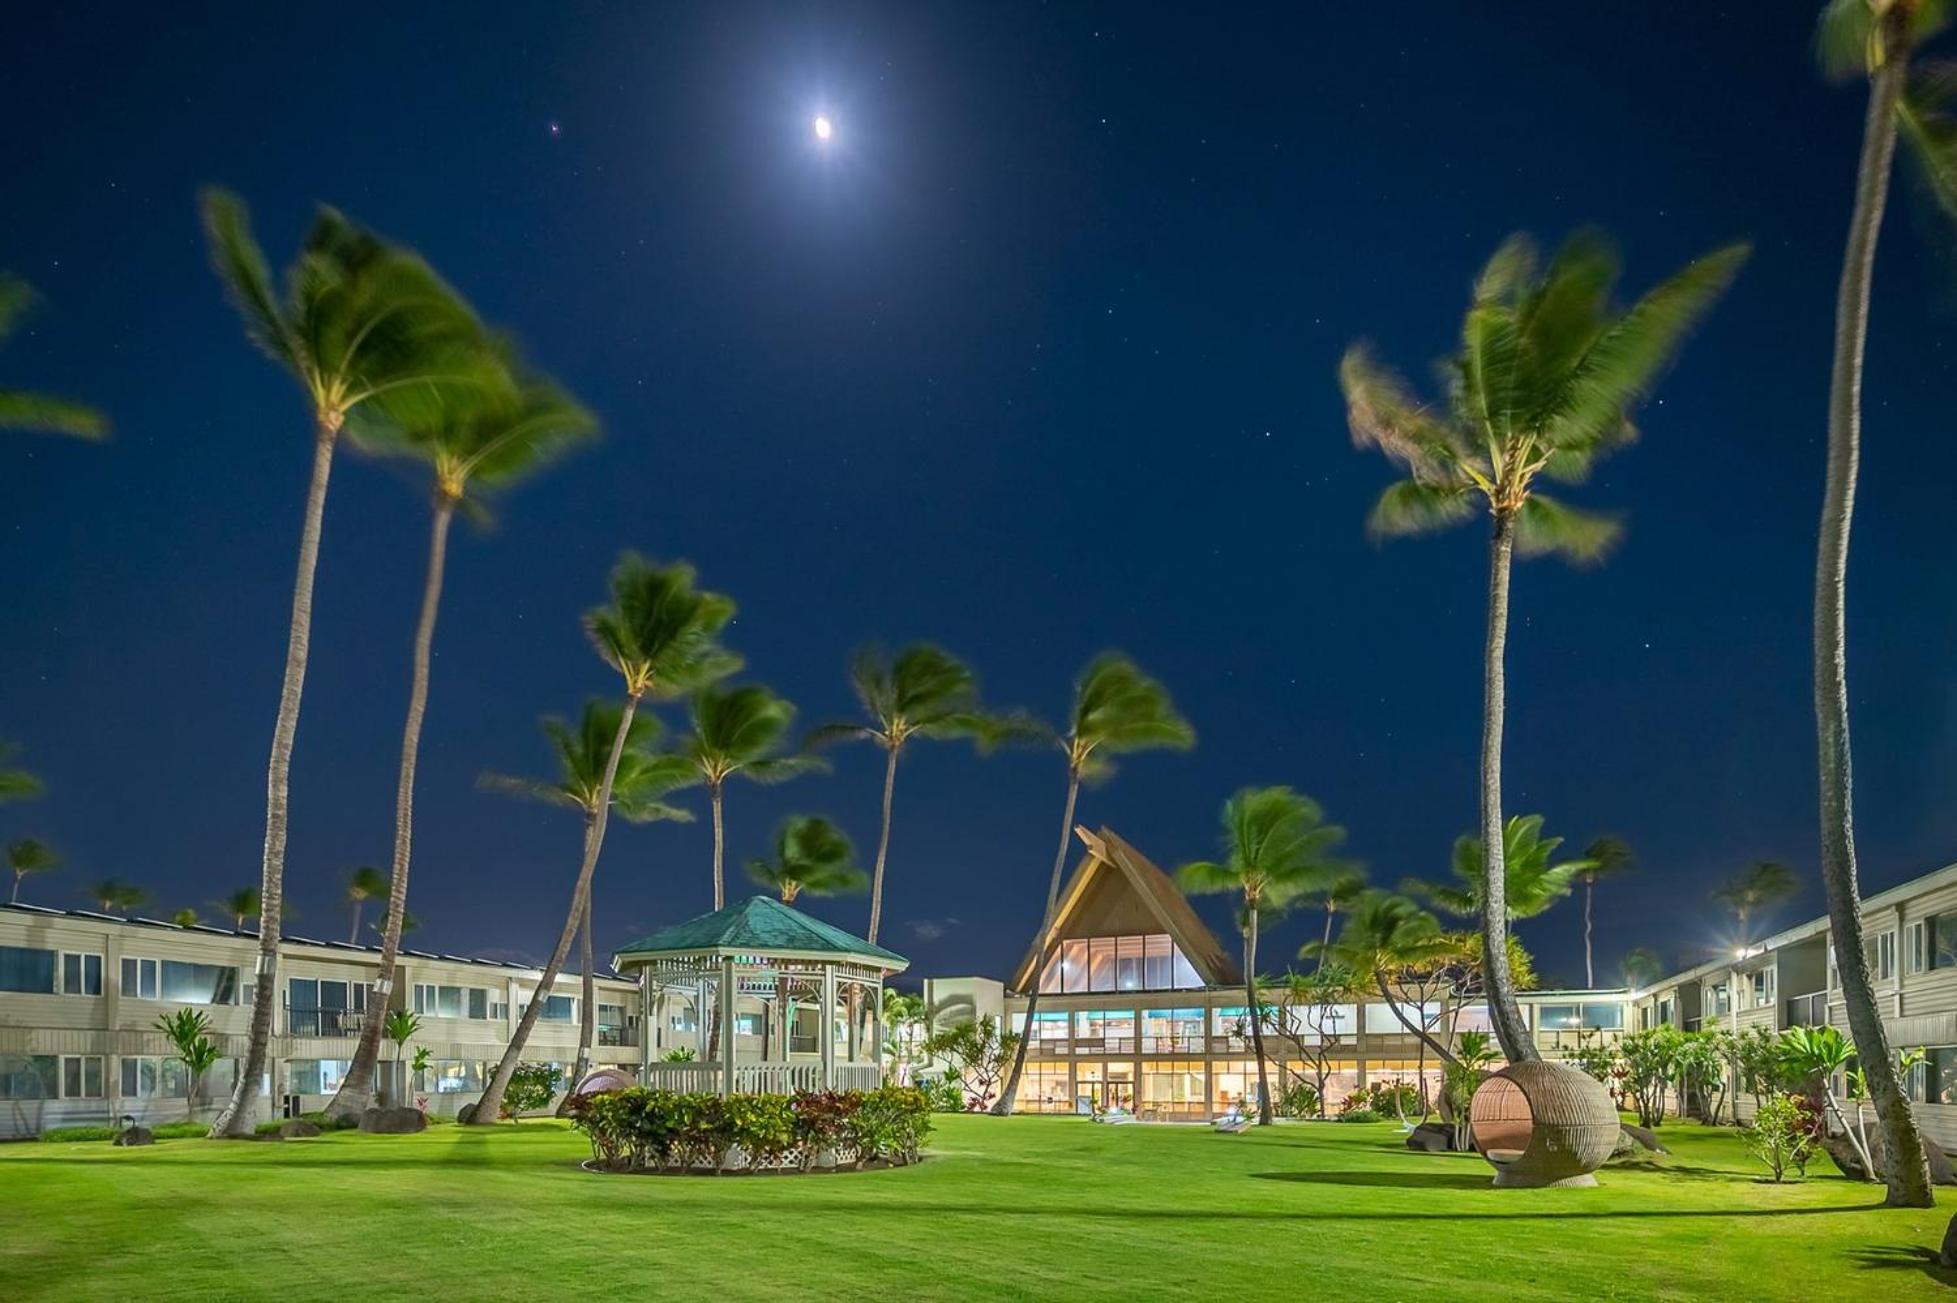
[723,1092,796,1170]
[501,1063,564,1121]
[1336,1108,1380,1123]
[570,1085,930,1173]
[1276,1080,1320,1119]
[43,1121,210,1142]
[848,1086,933,1166]
[1365,1079,1420,1118]
[790,1090,861,1168]
[915,1074,964,1114]
[1747,1092,1816,1183]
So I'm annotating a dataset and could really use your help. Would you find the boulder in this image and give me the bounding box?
[111,1126,153,1147]
[1823,1129,1957,1186]
[1405,1122,1453,1153]
[456,1103,479,1125]
[278,1119,322,1139]
[358,1106,428,1135]
[1941,1213,1957,1269]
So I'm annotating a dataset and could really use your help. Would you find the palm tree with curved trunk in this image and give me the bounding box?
[1620,945,1664,991]
[0,275,106,438]
[1577,836,1634,988]
[200,189,488,1138]
[480,699,697,1095]
[1306,867,1371,967]
[326,378,593,1122]
[216,888,260,932]
[1712,860,1799,951]
[88,879,144,916]
[343,866,387,944]
[678,684,828,910]
[1811,0,1957,1209]
[746,816,868,904]
[1307,890,1466,1069]
[7,838,58,904]
[472,554,738,1124]
[994,653,1193,1115]
[808,645,1001,945]
[1414,814,1594,923]
[1176,787,1352,1125]
[1340,230,1746,1062]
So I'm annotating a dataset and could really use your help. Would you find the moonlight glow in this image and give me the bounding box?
[813,114,833,142]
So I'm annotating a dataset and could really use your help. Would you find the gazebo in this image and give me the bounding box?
[611,896,908,1096]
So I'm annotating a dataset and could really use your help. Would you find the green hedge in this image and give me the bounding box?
[42,1121,210,1142]
[566,1086,933,1173]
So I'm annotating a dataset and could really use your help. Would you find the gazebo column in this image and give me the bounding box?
[719,957,737,1097]
[846,982,861,1064]
[873,983,885,1082]
[696,976,710,1065]
[821,963,836,1091]
[639,971,652,1083]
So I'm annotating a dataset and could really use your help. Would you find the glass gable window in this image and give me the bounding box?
[0,945,57,994]
[1039,933,1205,994]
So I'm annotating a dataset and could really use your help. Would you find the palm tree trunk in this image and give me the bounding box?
[1319,906,1334,970]
[560,894,596,1115]
[1375,972,1460,1069]
[993,765,1082,1115]
[327,498,454,1121]
[1247,905,1273,1126]
[210,416,339,1139]
[1479,511,1534,1064]
[710,782,726,911]
[347,901,362,946]
[1583,877,1595,989]
[866,744,899,944]
[474,694,640,1123]
[1816,28,1932,1209]
[10,872,19,904]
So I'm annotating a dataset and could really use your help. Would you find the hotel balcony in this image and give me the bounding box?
[286,1007,363,1037]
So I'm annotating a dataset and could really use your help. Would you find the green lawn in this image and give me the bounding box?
[1,1115,1951,1299]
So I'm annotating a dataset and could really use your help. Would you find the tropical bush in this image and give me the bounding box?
[914,1074,964,1114]
[501,1062,564,1120]
[1364,1079,1420,1119]
[42,1121,209,1142]
[567,1085,932,1173]
[1336,1108,1380,1123]
[1276,1079,1320,1119]
[1746,1092,1816,1183]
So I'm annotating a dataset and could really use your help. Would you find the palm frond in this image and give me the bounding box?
[1513,493,1622,564]
[1902,59,1957,219]
[803,721,875,751]
[0,390,109,439]
[1366,478,1476,541]
[1072,653,1195,757]
[198,188,294,367]
[1339,345,1478,484]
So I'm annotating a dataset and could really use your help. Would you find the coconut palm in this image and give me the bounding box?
[1812,0,1957,1209]
[808,645,1003,944]
[479,698,698,1091]
[1306,866,1371,966]
[343,866,388,944]
[1620,945,1664,991]
[326,379,593,1122]
[1415,815,1593,922]
[994,654,1194,1114]
[472,554,738,1124]
[746,816,868,904]
[1340,230,1745,1062]
[1577,836,1634,988]
[678,684,828,910]
[1176,787,1352,1125]
[6,838,58,904]
[171,908,201,928]
[1306,890,1465,1068]
[0,740,45,804]
[1711,860,1800,951]
[200,189,490,1138]
[88,879,144,916]
[0,275,106,438]
[215,887,260,932]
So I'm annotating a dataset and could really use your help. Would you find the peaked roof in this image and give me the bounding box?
[613,895,908,971]
[1010,825,1241,992]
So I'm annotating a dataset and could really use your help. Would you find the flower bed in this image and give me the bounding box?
[565,1085,933,1174]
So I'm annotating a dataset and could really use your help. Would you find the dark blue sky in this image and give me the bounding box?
[3,3,1954,989]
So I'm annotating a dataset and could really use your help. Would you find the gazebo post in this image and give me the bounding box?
[696,975,710,1067]
[821,962,836,1091]
[873,982,884,1082]
[719,956,737,1096]
[639,970,652,1084]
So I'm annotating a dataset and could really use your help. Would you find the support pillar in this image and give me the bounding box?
[639,971,652,1084]
[873,983,885,1083]
[719,958,737,1097]
[820,963,836,1091]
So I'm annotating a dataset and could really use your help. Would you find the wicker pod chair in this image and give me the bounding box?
[1469,1060,1619,1188]
[574,1067,636,1097]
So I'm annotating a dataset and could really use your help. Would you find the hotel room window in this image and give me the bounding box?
[60,1055,104,1099]
[1927,1048,1957,1105]
[1907,922,1928,974]
[1870,931,1896,982]
[120,957,158,1000]
[0,1055,56,1099]
[1930,914,1957,970]
[0,945,57,994]
[161,960,238,1005]
[59,951,102,996]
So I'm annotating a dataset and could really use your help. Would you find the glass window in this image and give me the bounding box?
[468,988,488,1020]
[1581,1004,1625,1030]
[1453,1004,1493,1034]
[0,945,57,994]
[433,1060,487,1095]
[1931,915,1957,970]
[1140,1060,1206,1113]
[1116,936,1143,991]
[0,1055,56,1099]
[120,957,158,999]
[1060,939,1089,994]
[1141,1008,1204,1052]
[1534,1003,1581,1030]
[1145,935,1172,990]
[288,1059,351,1096]
[530,994,573,1021]
[162,960,237,1005]
[1027,1011,1069,1042]
[1171,944,1202,989]
[1088,937,1115,991]
[1928,1048,1957,1106]
[733,1013,762,1036]
[62,1055,104,1099]
[1074,1010,1135,1043]
[60,952,101,996]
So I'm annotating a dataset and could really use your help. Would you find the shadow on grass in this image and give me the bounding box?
[1848,1245,1957,1285]
[1254,1169,1491,1190]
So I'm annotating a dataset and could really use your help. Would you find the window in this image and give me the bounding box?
[120,1056,191,1099]
[1930,914,1957,971]
[120,956,158,1000]
[1140,1008,1204,1052]
[1657,996,1675,1026]
[469,988,488,1020]
[162,960,237,1004]
[61,1055,104,1099]
[1872,931,1896,982]
[1534,1003,1623,1031]
[669,1008,697,1033]
[0,1055,56,1098]
[288,1059,352,1096]
[1926,1048,1957,1106]
[1749,969,1777,1009]
[1038,933,1204,994]
[733,1013,762,1037]
[428,1060,486,1094]
[1908,921,1929,975]
[1074,1010,1136,1045]
[1022,1011,1069,1044]
[1708,983,1731,1016]
[525,994,574,1021]
[0,945,57,994]
[60,952,102,996]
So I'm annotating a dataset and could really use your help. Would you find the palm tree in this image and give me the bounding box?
[1577,836,1634,988]
[171,907,202,929]
[1415,815,1593,923]
[1711,861,1800,951]
[1307,867,1371,966]
[0,739,45,804]
[6,838,58,904]
[471,554,738,1124]
[326,379,593,1122]
[994,653,1193,1115]
[1620,945,1664,991]
[479,699,697,1092]
[678,684,828,910]
[216,887,261,932]
[343,866,388,944]
[1308,890,1465,1068]
[88,879,144,916]
[808,645,1002,944]
[1340,230,1745,1061]
[0,275,106,438]
[1176,787,1352,1125]
[746,816,868,904]
[1812,0,1957,1209]
[200,189,489,1139]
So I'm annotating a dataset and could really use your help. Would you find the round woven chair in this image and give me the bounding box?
[574,1067,635,1097]
[1469,1060,1619,1188]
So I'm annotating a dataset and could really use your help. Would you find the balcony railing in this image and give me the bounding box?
[1785,991,1828,1028]
[596,1025,638,1048]
[287,1007,363,1037]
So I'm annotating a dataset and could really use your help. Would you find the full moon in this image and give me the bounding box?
[813,115,834,142]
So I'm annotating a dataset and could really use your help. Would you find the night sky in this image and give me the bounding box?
[4,3,1954,991]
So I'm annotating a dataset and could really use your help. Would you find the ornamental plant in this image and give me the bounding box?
[500,1062,564,1122]
[1747,1092,1816,1183]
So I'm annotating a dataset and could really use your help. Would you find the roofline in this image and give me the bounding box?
[612,945,907,973]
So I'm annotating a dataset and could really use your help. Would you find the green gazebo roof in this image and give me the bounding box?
[613,895,908,970]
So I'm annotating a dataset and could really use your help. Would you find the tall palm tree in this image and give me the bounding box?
[0,739,45,804]
[1177,787,1352,1125]
[472,554,738,1124]
[994,653,1193,1115]
[1307,890,1466,1068]
[1307,866,1371,966]
[1620,945,1664,991]
[808,645,1001,944]
[480,699,697,1094]
[216,887,261,932]
[1812,0,1957,1209]
[6,838,58,904]
[746,815,868,904]
[1340,230,1746,1062]
[1577,836,1635,988]
[88,879,145,916]
[200,189,488,1138]
[1711,860,1799,951]
[678,684,828,910]
[343,866,388,944]
[1415,814,1593,922]
[171,908,202,929]
[0,275,106,438]
[326,378,593,1122]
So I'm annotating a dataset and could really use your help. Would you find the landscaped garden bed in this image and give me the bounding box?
[565,1084,932,1175]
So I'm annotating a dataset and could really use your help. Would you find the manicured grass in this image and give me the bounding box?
[1,1116,1951,1299]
